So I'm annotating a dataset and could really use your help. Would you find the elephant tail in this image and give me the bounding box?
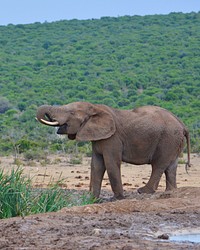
[184,128,192,173]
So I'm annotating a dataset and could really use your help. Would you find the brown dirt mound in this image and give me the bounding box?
[61,187,200,214]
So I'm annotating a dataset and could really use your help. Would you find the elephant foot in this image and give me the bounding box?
[137,185,155,194]
[108,194,125,202]
[165,186,177,192]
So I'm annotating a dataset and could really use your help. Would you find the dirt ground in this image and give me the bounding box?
[0,153,200,249]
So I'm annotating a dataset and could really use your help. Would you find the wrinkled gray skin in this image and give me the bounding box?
[36,102,191,200]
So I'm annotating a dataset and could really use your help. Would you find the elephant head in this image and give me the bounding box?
[36,102,116,141]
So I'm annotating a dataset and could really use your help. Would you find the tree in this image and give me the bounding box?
[0,97,11,113]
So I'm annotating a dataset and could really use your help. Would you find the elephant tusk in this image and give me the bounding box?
[40,118,59,126]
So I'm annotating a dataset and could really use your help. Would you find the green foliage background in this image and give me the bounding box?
[0,12,200,154]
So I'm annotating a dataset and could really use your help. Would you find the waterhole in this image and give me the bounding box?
[170,233,200,243]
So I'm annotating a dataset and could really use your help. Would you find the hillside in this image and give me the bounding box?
[0,12,199,155]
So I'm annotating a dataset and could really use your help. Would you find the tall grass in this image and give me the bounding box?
[0,168,96,219]
[0,168,32,218]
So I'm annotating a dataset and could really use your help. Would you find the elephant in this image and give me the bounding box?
[36,102,191,200]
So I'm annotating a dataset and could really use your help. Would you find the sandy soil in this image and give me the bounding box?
[0,153,200,249]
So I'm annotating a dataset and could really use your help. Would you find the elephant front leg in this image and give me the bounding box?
[90,153,106,199]
[103,155,124,200]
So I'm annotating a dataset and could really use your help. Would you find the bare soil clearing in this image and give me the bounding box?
[0,154,200,249]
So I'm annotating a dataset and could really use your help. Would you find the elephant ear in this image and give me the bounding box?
[76,109,116,141]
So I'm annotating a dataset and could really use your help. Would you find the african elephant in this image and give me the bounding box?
[36,102,191,200]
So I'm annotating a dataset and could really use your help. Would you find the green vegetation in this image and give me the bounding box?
[0,12,200,154]
[0,167,96,219]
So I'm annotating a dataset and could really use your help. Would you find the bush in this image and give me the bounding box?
[69,154,83,164]
[17,138,39,153]
[0,96,11,114]
[23,150,47,161]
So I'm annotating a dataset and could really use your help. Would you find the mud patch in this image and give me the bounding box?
[1,187,200,250]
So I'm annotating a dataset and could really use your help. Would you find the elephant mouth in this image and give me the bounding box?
[67,134,76,140]
[57,125,76,140]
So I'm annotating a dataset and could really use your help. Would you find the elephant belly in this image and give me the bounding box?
[122,141,157,165]
[122,153,151,165]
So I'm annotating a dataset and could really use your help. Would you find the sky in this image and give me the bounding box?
[0,0,200,26]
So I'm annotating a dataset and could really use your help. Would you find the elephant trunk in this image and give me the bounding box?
[36,105,59,126]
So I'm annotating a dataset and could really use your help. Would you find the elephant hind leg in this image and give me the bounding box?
[164,159,178,191]
[138,164,164,194]
[138,159,178,194]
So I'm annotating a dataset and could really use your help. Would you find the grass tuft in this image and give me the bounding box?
[0,167,96,219]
